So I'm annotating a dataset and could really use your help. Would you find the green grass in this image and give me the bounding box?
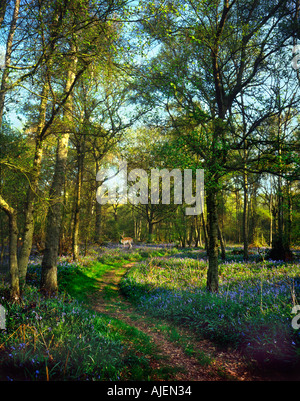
[59,261,122,302]
[27,258,128,302]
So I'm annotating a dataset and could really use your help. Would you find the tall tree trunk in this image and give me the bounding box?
[8,210,19,300]
[269,189,273,247]
[243,162,249,260]
[270,173,287,260]
[241,92,249,260]
[287,181,292,249]
[94,202,102,243]
[270,111,291,260]
[18,81,49,287]
[40,50,77,295]
[147,205,155,243]
[94,160,102,244]
[148,220,154,243]
[249,183,258,245]
[0,0,20,127]
[0,196,19,300]
[277,173,284,246]
[218,222,226,261]
[0,1,7,29]
[206,186,219,293]
[200,212,208,252]
[72,141,84,261]
[40,134,70,295]
[188,216,194,246]
[235,189,241,243]
[0,0,20,300]
[194,215,201,247]
[84,187,94,255]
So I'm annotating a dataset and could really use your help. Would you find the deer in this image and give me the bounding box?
[120,233,133,249]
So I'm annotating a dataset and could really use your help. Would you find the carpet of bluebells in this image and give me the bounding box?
[121,253,300,368]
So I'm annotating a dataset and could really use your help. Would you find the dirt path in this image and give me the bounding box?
[89,263,258,381]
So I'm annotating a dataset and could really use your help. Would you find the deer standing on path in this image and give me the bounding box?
[120,233,133,249]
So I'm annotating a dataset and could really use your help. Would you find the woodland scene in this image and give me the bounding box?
[0,0,299,382]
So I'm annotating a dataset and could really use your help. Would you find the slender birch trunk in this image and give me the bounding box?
[40,49,77,295]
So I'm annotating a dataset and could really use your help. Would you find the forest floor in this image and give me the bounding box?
[1,245,299,381]
[88,261,277,381]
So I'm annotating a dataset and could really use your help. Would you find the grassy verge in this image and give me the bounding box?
[120,254,300,370]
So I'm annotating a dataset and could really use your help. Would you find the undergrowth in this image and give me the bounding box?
[0,285,127,380]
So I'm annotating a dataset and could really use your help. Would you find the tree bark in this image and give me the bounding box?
[243,161,249,260]
[249,182,258,244]
[18,138,44,286]
[94,160,102,244]
[146,205,155,243]
[8,210,19,300]
[72,141,84,261]
[0,1,7,29]
[218,223,226,261]
[94,202,102,243]
[40,133,70,295]
[0,196,19,300]
[269,189,273,247]
[0,0,20,127]
[206,186,219,293]
[241,92,249,260]
[0,0,20,300]
[287,181,292,249]
[277,173,284,247]
[148,220,154,243]
[41,49,77,295]
[200,212,208,252]
[269,115,292,260]
[18,81,49,287]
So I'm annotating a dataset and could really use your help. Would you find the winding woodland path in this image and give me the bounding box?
[88,262,260,381]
